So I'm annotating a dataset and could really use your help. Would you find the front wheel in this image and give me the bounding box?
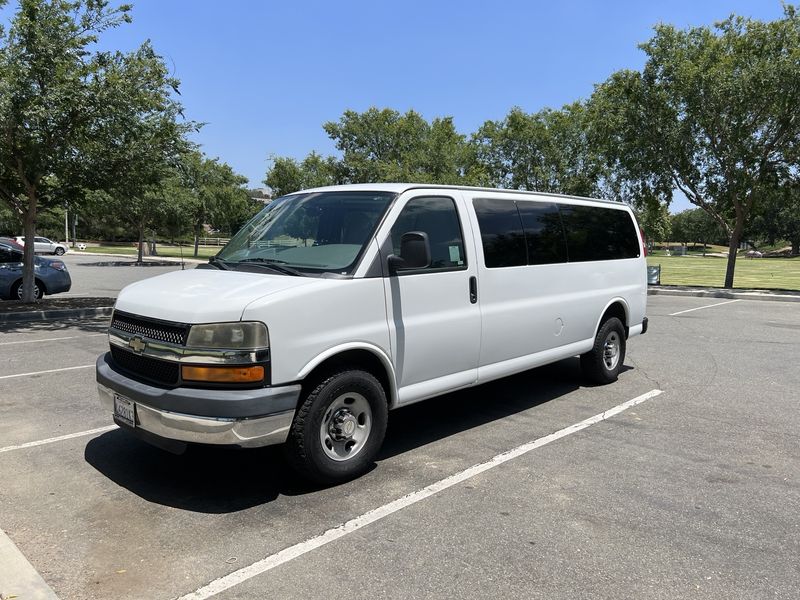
[54,247,65,256]
[284,369,388,485]
[580,317,626,384]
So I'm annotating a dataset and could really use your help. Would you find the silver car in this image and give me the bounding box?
[13,236,69,255]
[0,241,72,300]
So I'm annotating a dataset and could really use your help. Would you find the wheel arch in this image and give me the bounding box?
[11,277,47,297]
[297,343,397,408]
[593,298,629,338]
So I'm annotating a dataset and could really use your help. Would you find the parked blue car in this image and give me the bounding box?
[0,240,72,300]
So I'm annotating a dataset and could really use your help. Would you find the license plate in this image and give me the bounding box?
[113,394,135,428]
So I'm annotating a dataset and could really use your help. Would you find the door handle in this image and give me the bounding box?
[469,276,478,304]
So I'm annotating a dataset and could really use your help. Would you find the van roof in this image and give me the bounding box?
[294,183,629,207]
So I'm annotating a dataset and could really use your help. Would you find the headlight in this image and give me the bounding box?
[186,322,269,349]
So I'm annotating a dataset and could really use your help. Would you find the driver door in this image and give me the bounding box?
[378,192,481,406]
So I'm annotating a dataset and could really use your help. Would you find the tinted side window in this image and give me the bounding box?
[559,205,640,262]
[516,201,568,265]
[473,198,527,268]
[391,196,466,270]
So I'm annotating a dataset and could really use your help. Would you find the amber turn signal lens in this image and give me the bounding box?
[181,365,264,383]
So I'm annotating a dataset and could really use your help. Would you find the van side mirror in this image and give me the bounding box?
[388,231,431,273]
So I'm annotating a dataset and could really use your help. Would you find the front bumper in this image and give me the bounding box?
[96,353,300,448]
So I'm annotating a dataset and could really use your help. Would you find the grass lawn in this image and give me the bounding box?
[78,245,219,259]
[647,255,800,290]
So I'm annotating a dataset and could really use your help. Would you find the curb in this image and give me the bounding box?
[0,306,113,324]
[70,251,205,264]
[648,286,800,303]
[0,528,59,600]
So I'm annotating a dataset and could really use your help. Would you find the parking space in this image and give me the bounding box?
[1,295,798,599]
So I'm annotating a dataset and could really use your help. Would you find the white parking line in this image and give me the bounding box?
[0,333,106,346]
[178,389,664,600]
[0,425,117,454]
[0,364,94,380]
[669,299,741,316]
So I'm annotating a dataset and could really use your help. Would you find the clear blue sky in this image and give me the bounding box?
[2,1,791,210]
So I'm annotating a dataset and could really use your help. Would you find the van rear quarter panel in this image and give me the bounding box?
[241,278,391,386]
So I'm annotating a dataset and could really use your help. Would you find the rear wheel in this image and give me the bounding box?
[581,317,626,384]
[284,369,388,485]
[13,280,43,301]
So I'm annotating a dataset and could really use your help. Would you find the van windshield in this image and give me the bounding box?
[216,191,395,276]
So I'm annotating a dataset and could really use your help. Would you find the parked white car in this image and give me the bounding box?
[97,184,649,484]
[14,236,68,255]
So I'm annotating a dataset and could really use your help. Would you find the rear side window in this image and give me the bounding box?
[472,198,527,267]
[516,201,568,264]
[391,196,466,271]
[559,205,640,261]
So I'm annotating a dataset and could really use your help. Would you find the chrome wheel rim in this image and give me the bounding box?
[319,392,372,462]
[16,283,40,300]
[603,331,620,370]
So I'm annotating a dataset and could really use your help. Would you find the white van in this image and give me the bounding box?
[96,184,648,483]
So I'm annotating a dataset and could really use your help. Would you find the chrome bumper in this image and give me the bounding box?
[98,382,297,447]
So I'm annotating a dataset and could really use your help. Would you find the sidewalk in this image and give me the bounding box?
[648,285,800,303]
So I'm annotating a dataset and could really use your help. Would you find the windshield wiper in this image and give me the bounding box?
[208,256,233,271]
[236,257,305,277]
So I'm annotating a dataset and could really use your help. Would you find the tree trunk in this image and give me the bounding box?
[193,225,201,258]
[724,217,745,289]
[792,239,799,256]
[137,225,145,264]
[21,191,38,303]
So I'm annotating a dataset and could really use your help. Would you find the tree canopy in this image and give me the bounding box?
[589,6,800,287]
[0,0,194,294]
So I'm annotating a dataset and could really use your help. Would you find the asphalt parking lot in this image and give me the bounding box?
[1,294,798,599]
[57,253,195,297]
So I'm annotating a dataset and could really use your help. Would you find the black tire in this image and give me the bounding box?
[580,317,626,384]
[54,247,65,255]
[12,280,43,301]
[284,369,388,485]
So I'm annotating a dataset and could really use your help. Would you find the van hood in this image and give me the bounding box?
[113,268,317,323]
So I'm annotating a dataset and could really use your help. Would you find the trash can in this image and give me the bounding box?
[647,265,661,285]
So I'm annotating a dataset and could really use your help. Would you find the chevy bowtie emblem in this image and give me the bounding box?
[129,336,147,354]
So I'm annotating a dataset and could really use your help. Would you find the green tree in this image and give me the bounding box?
[670,209,723,251]
[472,103,606,197]
[636,201,671,249]
[751,183,800,254]
[0,0,193,293]
[590,8,800,288]
[178,152,249,256]
[323,107,475,184]
[264,151,340,197]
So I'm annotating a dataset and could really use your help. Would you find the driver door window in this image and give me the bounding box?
[390,196,467,272]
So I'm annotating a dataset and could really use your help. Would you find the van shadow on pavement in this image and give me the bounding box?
[84,357,627,513]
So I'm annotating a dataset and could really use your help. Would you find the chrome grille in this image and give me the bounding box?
[111,311,189,346]
[110,346,180,386]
